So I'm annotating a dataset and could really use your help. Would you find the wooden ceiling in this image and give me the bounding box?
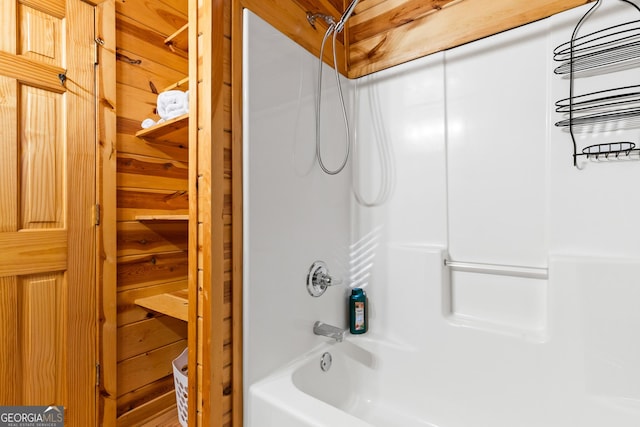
[295,0,595,78]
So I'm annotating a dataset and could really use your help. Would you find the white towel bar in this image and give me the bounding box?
[444,259,548,280]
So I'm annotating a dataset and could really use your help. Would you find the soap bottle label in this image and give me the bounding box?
[354,302,365,331]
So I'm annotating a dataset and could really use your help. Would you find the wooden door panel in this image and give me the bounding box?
[61,1,96,424]
[0,51,66,92]
[0,277,19,405]
[20,84,64,229]
[0,1,96,425]
[19,0,66,20]
[20,273,66,405]
[0,76,18,232]
[0,273,66,405]
[19,4,63,67]
[0,231,67,277]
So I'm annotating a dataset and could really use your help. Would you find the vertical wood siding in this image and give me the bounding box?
[196,0,234,424]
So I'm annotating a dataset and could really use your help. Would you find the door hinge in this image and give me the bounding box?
[94,203,101,226]
[96,363,101,387]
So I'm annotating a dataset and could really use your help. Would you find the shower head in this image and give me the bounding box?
[335,0,360,33]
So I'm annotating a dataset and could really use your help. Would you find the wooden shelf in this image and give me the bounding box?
[165,23,188,57]
[135,214,188,221]
[138,405,182,427]
[135,289,188,322]
[162,76,189,93]
[135,113,189,145]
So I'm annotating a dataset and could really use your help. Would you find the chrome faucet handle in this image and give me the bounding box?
[317,271,342,288]
[307,261,343,297]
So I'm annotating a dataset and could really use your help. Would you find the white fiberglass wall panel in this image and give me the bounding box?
[445,21,549,268]
[243,10,353,388]
[350,53,449,338]
[548,1,640,257]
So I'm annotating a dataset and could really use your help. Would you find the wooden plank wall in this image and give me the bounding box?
[345,0,596,77]
[196,0,234,425]
[114,0,190,424]
[96,0,118,424]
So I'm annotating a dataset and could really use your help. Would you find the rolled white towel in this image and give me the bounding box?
[157,90,188,120]
[141,118,156,129]
[163,102,188,117]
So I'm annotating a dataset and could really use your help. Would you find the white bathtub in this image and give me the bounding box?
[247,337,439,427]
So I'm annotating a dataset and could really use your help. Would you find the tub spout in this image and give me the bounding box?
[313,321,347,342]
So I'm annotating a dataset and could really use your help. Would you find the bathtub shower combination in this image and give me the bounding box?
[250,339,439,427]
[243,1,640,426]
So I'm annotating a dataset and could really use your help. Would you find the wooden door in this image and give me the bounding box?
[0,0,97,425]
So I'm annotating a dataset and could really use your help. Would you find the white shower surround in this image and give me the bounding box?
[244,2,640,425]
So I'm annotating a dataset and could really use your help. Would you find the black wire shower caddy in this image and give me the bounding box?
[553,0,640,166]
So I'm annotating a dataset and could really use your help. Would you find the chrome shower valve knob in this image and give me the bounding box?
[306,261,343,297]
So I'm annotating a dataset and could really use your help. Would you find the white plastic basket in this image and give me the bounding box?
[172,347,188,427]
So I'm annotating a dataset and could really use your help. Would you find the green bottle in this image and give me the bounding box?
[349,288,367,334]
